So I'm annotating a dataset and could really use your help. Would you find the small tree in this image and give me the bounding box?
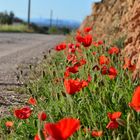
[9,11,14,24]
[0,11,15,25]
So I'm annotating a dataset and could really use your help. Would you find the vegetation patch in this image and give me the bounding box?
[0,24,33,33]
[0,26,140,140]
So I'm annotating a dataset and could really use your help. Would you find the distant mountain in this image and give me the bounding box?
[28,18,81,28]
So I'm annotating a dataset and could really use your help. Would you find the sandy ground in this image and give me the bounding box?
[0,33,65,116]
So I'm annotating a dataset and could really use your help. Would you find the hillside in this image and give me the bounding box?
[80,0,140,79]
[29,18,80,28]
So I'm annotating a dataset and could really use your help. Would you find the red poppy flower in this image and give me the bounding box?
[80,59,87,65]
[98,40,104,45]
[93,42,99,47]
[76,34,84,43]
[108,67,117,79]
[108,46,120,55]
[38,112,47,121]
[72,59,78,65]
[64,79,82,95]
[87,75,92,82]
[46,136,56,140]
[34,134,40,140]
[68,43,74,49]
[64,79,88,95]
[106,121,119,129]
[123,58,136,72]
[55,43,66,51]
[66,65,79,74]
[5,121,14,128]
[101,66,108,75]
[99,55,110,65]
[75,59,86,67]
[92,52,96,55]
[64,70,70,78]
[69,48,76,53]
[91,130,103,137]
[106,112,122,129]
[28,97,37,106]
[107,112,122,121]
[14,106,32,119]
[67,54,77,63]
[84,27,92,33]
[129,86,140,112]
[81,80,89,88]
[82,34,92,47]
[75,43,81,48]
[68,43,76,53]
[44,118,80,140]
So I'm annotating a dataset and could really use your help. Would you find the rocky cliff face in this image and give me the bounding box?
[123,0,140,79]
[80,0,128,38]
[80,0,140,79]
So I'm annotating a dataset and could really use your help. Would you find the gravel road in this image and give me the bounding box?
[0,33,65,84]
[0,33,65,116]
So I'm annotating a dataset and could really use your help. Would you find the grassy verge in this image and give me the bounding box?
[0,24,33,33]
[0,29,140,140]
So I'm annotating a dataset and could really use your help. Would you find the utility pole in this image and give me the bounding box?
[27,0,31,27]
[56,17,58,27]
[50,10,53,28]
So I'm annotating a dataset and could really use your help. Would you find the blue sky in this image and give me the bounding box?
[0,0,101,22]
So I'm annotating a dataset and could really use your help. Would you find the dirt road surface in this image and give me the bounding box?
[0,33,65,116]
